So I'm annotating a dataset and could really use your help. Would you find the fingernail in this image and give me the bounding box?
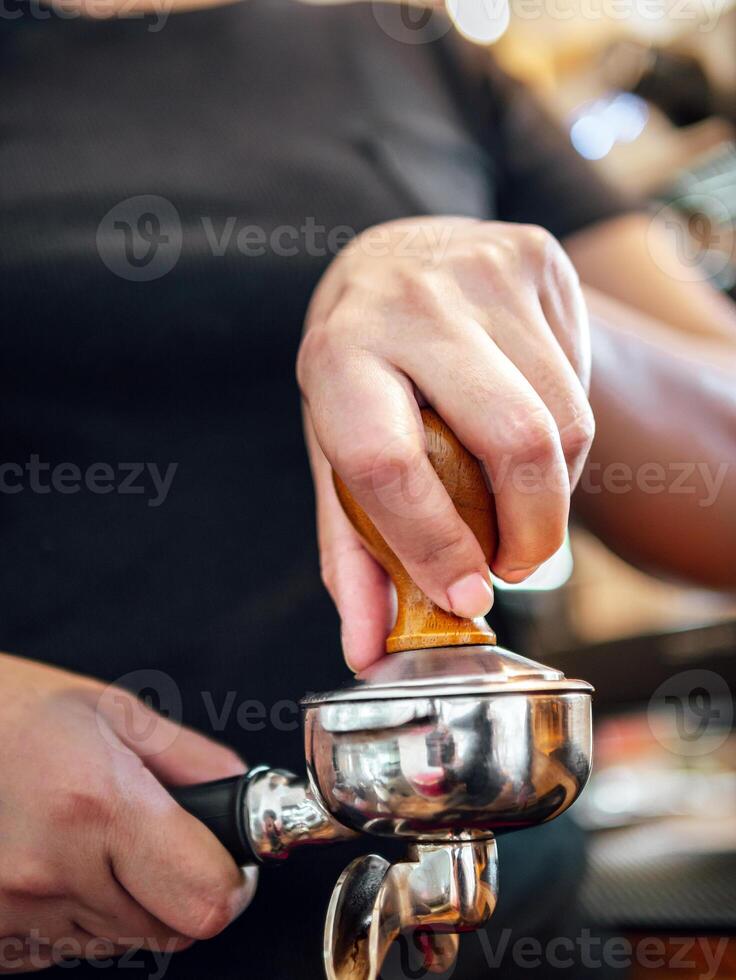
[495,563,540,584]
[447,572,494,618]
[340,626,359,673]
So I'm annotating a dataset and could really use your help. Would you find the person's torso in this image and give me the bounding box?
[0,0,502,745]
[0,8,599,977]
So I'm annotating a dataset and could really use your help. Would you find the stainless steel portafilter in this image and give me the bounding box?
[172,410,593,980]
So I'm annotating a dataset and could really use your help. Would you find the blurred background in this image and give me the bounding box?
[318,0,736,973]
[488,0,736,968]
[5,0,735,973]
[488,0,736,963]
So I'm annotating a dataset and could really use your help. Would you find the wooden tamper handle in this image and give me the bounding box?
[333,409,497,654]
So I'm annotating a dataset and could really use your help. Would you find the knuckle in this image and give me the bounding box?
[297,315,361,395]
[180,887,237,941]
[1,859,65,901]
[319,558,338,598]
[521,223,559,260]
[473,238,519,282]
[320,536,365,600]
[408,526,468,573]
[296,326,333,394]
[560,409,595,461]
[386,266,450,327]
[389,260,421,292]
[477,237,516,267]
[338,435,417,498]
[498,414,560,471]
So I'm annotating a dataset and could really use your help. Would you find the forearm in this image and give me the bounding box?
[574,286,736,589]
[565,213,736,344]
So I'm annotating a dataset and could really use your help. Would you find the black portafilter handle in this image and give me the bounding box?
[170,766,268,866]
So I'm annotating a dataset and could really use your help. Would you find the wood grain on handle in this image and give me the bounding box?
[333,409,497,654]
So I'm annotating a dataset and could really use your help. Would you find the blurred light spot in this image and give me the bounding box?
[569,92,649,160]
[570,116,615,161]
[446,0,510,44]
[602,93,649,143]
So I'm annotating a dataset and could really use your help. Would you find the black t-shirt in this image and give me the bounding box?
[1,3,628,976]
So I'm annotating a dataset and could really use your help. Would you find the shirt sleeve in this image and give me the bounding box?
[437,34,639,240]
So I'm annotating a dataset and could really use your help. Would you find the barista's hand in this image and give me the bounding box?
[298,217,593,669]
[0,654,256,973]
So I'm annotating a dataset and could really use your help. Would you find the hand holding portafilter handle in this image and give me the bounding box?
[170,772,259,865]
[0,654,256,967]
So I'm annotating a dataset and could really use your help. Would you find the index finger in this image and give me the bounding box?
[304,347,495,621]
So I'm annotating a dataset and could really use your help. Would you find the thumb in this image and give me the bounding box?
[304,410,393,671]
[109,762,257,940]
